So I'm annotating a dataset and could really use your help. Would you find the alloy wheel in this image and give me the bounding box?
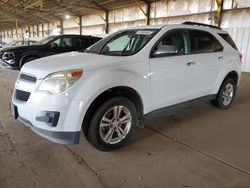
[222,83,234,106]
[99,105,132,144]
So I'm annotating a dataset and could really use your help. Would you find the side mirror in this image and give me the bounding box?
[152,45,178,57]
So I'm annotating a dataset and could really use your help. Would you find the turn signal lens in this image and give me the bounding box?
[70,70,82,78]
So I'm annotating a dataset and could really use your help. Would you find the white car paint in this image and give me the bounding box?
[11,24,242,144]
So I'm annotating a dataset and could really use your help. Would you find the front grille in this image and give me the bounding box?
[15,89,30,102]
[20,73,37,83]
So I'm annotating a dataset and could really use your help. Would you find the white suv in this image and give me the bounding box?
[10,22,242,150]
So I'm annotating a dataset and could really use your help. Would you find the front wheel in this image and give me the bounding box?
[87,97,137,151]
[211,78,237,109]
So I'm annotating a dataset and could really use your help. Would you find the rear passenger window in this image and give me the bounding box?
[219,33,238,50]
[91,38,101,44]
[76,37,91,48]
[190,30,223,54]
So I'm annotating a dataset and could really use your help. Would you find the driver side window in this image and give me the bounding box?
[52,38,61,47]
[51,37,74,48]
[153,30,191,57]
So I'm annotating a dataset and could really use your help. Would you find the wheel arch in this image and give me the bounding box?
[19,52,43,67]
[211,70,239,109]
[214,70,240,94]
[81,86,144,138]
[223,71,239,85]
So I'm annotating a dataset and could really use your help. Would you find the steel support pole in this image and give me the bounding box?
[15,20,18,39]
[216,0,224,27]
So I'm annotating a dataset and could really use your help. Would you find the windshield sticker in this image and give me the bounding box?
[136,31,154,35]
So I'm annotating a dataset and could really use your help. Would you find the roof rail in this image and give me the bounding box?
[182,21,221,30]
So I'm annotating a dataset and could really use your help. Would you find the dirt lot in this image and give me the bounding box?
[1,67,250,188]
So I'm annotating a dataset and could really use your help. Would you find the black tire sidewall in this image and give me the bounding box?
[217,78,237,109]
[88,97,137,151]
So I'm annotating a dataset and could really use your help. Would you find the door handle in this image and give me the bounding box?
[187,61,196,66]
[218,56,224,60]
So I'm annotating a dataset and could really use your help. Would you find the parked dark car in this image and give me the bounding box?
[0,34,102,69]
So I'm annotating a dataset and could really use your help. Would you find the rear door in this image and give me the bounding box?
[189,30,224,96]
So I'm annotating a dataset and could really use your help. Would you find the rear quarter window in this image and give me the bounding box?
[218,33,238,50]
[91,37,102,44]
[76,37,91,48]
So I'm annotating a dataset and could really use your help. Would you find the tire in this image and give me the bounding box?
[211,78,237,110]
[20,57,38,69]
[87,97,137,151]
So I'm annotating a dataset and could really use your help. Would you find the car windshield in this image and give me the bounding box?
[5,41,18,47]
[85,29,158,56]
[35,36,57,45]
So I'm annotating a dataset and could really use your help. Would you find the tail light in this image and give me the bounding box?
[239,53,243,64]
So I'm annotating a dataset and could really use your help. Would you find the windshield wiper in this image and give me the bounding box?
[121,34,135,56]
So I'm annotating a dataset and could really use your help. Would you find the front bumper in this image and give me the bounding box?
[0,59,18,70]
[18,114,80,144]
[10,89,84,144]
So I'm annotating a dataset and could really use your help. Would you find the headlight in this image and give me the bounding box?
[38,69,83,94]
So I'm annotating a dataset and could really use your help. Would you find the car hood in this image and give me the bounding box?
[21,52,124,79]
[0,45,43,52]
[0,46,16,52]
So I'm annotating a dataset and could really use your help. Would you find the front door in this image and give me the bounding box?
[150,29,203,110]
[48,37,75,55]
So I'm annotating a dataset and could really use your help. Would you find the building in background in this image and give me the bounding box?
[0,0,249,71]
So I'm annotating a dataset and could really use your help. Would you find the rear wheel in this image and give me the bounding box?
[87,97,137,151]
[211,78,236,109]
